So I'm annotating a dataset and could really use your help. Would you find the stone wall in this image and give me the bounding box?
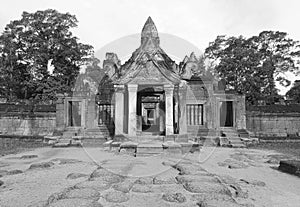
[246,111,300,137]
[0,113,56,136]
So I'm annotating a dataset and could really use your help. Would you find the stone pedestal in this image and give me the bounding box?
[128,84,138,136]
[114,85,125,135]
[165,85,174,135]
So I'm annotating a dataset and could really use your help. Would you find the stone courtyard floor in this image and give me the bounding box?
[0,146,300,207]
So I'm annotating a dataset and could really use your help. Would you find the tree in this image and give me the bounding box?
[205,31,300,104]
[286,80,300,103]
[0,9,94,101]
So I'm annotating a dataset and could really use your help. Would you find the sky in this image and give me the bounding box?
[0,0,300,94]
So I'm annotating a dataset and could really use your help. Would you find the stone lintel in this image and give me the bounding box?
[114,84,125,93]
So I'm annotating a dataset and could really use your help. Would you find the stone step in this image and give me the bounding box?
[52,142,70,147]
[237,129,250,138]
[81,138,107,147]
[52,137,84,147]
[219,137,231,147]
[231,143,246,148]
[52,138,71,147]
[229,138,243,143]
[136,143,164,154]
[229,137,246,148]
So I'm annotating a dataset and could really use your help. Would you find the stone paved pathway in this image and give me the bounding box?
[42,155,251,207]
[1,147,300,206]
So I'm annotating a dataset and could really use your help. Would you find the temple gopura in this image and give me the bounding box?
[55,17,247,143]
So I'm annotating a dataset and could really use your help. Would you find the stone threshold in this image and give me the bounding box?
[104,140,201,156]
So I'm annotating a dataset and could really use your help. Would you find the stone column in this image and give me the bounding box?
[114,85,125,135]
[127,84,138,136]
[179,84,187,134]
[159,94,165,133]
[56,94,65,131]
[164,85,174,135]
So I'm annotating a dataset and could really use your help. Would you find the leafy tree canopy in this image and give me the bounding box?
[205,31,300,105]
[0,9,94,102]
[286,80,300,103]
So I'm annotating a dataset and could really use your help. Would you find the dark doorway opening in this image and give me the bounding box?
[137,90,164,134]
[220,101,233,127]
[68,101,82,127]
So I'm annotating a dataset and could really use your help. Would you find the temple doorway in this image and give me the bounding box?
[137,89,165,134]
[220,101,234,127]
[67,101,82,127]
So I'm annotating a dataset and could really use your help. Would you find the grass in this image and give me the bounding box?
[250,142,300,159]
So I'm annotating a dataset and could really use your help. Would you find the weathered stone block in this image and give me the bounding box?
[278,160,300,176]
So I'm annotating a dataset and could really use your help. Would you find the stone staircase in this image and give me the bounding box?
[104,137,201,157]
[51,126,112,147]
[220,128,246,148]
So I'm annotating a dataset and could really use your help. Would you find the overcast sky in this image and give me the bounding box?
[0,0,299,94]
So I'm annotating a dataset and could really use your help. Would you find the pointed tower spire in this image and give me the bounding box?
[141,16,160,51]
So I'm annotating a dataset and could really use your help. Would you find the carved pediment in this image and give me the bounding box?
[129,61,172,84]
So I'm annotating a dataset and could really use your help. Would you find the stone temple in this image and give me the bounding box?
[55,17,247,144]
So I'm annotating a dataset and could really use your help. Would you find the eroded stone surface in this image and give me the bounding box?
[103,191,130,203]
[191,193,234,202]
[218,159,248,169]
[162,192,186,203]
[29,161,54,169]
[229,184,248,198]
[0,170,7,177]
[240,179,266,187]
[0,180,4,186]
[196,199,242,207]
[75,180,111,191]
[131,184,153,193]
[7,169,23,175]
[48,198,103,207]
[173,163,207,175]
[153,173,177,185]
[64,188,100,201]
[89,173,124,184]
[27,201,48,207]
[134,176,154,185]
[66,173,88,179]
[112,179,136,193]
[90,167,114,178]
[175,174,219,184]
[183,182,231,195]
[51,158,81,165]
[20,155,38,159]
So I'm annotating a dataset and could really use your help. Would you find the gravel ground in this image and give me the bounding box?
[0,146,300,206]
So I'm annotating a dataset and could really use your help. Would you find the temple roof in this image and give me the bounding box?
[141,17,158,39]
[113,17,180,85]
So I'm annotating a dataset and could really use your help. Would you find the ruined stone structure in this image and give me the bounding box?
[56,17,247,142]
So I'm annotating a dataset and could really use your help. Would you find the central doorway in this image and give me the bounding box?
[220,101,234,127]
[137,89,165,135]
[142,102,159,132]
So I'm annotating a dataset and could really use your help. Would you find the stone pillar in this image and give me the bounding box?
[174,86,179,133]
[86,96,96,128]
[159,94,165,133]
[164,85,174,135]
[114,85,125,135]
[128,84,138,136]
[179,84,187,134]
[56,94,65,131]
